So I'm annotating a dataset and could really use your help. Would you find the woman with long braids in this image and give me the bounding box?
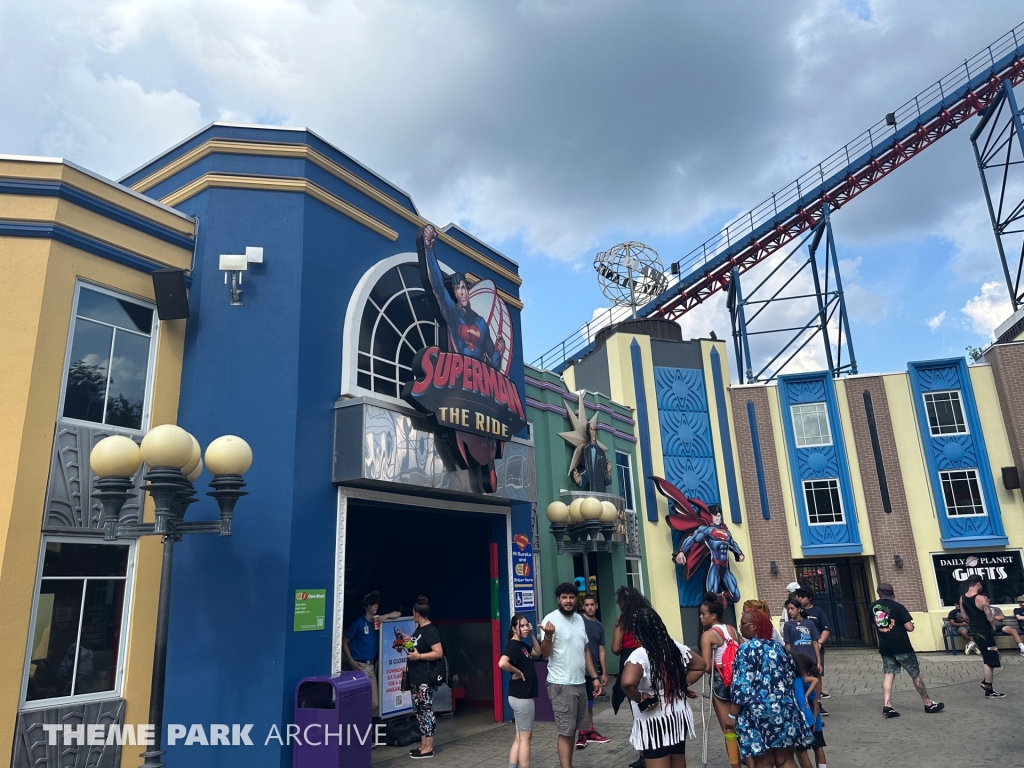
[726,608,813,768]
[612,586,652,768]
[620,608,706,767]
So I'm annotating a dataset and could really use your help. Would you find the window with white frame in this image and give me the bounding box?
[939,469,987,516]
[791,403,832,447]
[923,390,968,436]
[24,540,133,705]
[802,478,844,525]
[616,451,635,511]
[356,263,439,399]
[61,285,156,431]
[625,558,644,594]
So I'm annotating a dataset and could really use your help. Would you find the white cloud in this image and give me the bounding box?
[926,310,946,330]
[961,282,1013,337]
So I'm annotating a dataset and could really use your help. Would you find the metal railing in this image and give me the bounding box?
[533,21,1024,372]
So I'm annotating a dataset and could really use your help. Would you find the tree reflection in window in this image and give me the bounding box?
[357,263,438,398]
[62,287,154,430]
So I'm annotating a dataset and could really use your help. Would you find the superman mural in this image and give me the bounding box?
[653,476,745,604]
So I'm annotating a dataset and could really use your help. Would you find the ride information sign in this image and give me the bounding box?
[293,590,326,631]
[379,617,418,720]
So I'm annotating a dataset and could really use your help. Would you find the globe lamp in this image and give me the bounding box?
[599,500,618,523]
[181,434,202,476]
[90,436,142,478]
[546,501,569,523]
[580,497,603,520]
[567,498,585,523]
[206,435,253,476]
[140,424,195,469]
[186,458,204,484]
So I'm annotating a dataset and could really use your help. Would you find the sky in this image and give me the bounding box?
[2,0,1023,379]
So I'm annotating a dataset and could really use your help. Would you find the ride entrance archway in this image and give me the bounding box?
[795,558,874,647]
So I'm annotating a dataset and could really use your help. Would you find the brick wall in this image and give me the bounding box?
[730,387,796,610]
[845,377,927,612]
[984,342,1024,475]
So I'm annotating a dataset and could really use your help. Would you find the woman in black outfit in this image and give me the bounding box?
[403,596,443,759]
[498,613,542,768]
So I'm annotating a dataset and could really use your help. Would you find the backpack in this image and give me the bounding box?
[711,626,740,687]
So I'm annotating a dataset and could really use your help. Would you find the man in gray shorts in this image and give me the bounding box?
[541,583,602,768]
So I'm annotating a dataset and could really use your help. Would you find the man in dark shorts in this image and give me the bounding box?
[795,588,831,712]
[870,582,944,717]
[960,574,1006,697]
[578,594,610,748]
[1014,596,1024,633]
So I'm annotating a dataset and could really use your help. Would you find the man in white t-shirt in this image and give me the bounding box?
[541,583,602,768]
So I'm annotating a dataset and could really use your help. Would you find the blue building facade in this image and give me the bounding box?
[121,124,536,767]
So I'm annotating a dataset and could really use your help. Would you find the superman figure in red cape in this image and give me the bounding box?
[652,476,745,604]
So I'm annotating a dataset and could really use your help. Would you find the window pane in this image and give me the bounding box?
[105,331,150,429]
[924,391,966,435]
[73,578,126,695]
[940,469,985,515]
[792,403,831,447]
[368,267,405,310]
[25,579,84,701]
[77,288,152,334]
[804,479,843,524]
[62,319,112,423]
[42,542,130,578]
[616,452,634,510]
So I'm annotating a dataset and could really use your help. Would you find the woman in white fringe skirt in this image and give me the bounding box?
[620,608,707,767]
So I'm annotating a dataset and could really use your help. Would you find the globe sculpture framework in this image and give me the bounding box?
[593,241,669,318]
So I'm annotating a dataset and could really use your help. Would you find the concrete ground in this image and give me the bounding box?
[373,648,1024,767]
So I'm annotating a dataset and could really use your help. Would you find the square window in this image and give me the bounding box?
[939,469,986,516]
[791,403,832,447]
[923,391,968,436]
[60,285,156,432]
[24,540,133,706]
[803,478,844,525]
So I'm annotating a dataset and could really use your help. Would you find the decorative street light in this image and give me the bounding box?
[90,424,252,768]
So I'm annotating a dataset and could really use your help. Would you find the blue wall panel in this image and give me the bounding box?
[777,373,862,556]
[654,366,719,607]
[908,358,1006,548]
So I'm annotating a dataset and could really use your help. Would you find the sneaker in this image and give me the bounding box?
[409,749,434,759]
[818,705,829,716]
[882,706,900,718]
[575,732,587,749]
[965,641,978,655]
[1019,647,1024,657]
[628,758,647,768]
[819,691,830,699]
[585,729,610,744]
[924,702,944,713]
[984,687,1006,698]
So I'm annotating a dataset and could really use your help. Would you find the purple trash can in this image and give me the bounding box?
[293,672,372,768]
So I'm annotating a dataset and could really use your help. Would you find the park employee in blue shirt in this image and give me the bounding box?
[343,591,401,717]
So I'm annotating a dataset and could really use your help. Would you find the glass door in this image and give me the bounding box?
[795,559,873,647]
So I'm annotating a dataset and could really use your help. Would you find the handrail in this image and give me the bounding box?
[533,20,1024,372]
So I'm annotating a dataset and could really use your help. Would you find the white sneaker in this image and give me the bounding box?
[965,641,978,655]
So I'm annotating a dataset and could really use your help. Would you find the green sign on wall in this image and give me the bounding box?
[294,589,326,631]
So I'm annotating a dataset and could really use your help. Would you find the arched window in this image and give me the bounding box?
[355,262,439,399]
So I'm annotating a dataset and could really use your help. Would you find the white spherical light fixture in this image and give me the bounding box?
[181,434,202,476]
[90,436,142,478]
[205,436,253,476]
[546,501,569,523]
[580,497,603,520]
[186,458,204,483]
[140,424,194,470]
[599,500,618,523]
[567,498,585,523]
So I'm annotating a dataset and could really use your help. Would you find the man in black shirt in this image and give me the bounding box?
[1014,596,1024,633]
[794,588,831,710]
[870,582,943,717]
[959,574,1006,697]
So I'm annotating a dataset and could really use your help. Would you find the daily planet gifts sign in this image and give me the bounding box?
[402,225,526,491]
[932,550,1024,606]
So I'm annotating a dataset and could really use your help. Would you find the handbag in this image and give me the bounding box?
[400,667,410,692]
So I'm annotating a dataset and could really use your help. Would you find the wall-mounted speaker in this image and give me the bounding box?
[151,269,190,320]
[1002,466,1020,490]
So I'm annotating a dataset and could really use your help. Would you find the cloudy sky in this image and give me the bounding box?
[3,0,1023,377]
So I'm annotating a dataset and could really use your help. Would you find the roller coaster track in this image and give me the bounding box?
[535,21,1024,372]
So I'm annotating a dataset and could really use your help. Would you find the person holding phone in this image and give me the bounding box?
[499,613,542,768]
[619,607,705,768]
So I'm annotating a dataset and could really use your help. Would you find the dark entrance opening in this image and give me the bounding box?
[795,558,874,647]
[344,501,498,710]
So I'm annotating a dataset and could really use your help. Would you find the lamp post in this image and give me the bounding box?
[90,425,252,768]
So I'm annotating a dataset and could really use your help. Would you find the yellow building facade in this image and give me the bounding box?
[0,156,194,767]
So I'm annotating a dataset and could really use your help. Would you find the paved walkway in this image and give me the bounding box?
[374,649,1024,767]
